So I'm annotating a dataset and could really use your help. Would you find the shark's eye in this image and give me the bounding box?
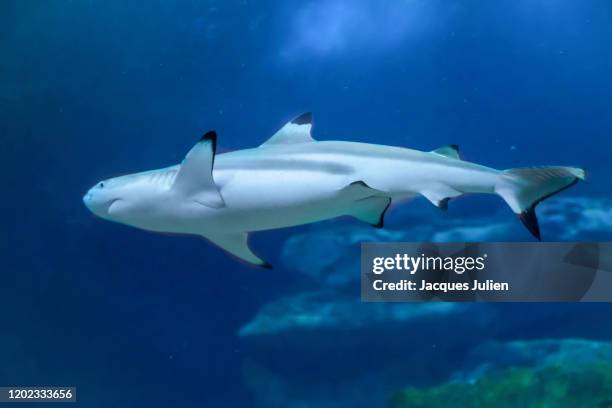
[99,182,105,188]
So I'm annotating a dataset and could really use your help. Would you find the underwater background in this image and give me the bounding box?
[2,0,612,406]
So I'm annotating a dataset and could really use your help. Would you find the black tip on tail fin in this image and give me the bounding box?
[496,166,585,241]
[517,176,582,240]
[518,206,541,241]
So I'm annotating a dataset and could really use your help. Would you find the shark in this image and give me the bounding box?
[83,113,585,268]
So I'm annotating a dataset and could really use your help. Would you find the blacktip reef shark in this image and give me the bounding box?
[83,113,585,268]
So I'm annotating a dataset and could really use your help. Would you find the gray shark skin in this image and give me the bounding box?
[83,113,585,267]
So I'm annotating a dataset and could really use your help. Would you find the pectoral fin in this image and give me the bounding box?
[173,131,225,208]
[205,232,272,269]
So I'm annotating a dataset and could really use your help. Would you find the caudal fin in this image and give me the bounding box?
[495,166,586,240]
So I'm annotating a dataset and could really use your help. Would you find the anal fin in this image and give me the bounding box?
[204,232,272,269]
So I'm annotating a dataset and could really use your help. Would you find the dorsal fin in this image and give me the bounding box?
[432,144,461,160]
[172,130,225,208]
[260,112,315,146]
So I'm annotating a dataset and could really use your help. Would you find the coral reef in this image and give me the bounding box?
[390,363,612,408]
[391,339,612,408]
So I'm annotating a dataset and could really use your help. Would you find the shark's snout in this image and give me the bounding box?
[82,185,114,217]
[82,191,93,210]
[83,190,106,218]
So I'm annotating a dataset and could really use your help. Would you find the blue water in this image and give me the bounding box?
[2,1,612,406]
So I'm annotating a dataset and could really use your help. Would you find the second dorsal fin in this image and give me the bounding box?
[432,144,461,160]
[260,112,315,146]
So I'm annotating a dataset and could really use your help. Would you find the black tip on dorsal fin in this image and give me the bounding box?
[292,112,312,125]
[450,144,459,153]
[259,261,273,270]
[200,130,216,142]
[519,205,541,241]
[200,130,217,154]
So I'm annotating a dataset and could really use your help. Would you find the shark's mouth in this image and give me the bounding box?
[107,199,122,215]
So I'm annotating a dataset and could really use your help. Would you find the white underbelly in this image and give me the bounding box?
[212,169,353,231]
